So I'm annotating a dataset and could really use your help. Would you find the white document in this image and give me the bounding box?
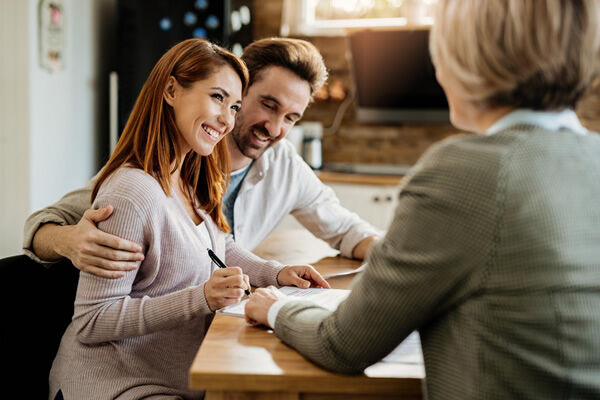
[322,263,368,279]
[218,286,424,367]
[381,331,423,365]
[217,286,350,318]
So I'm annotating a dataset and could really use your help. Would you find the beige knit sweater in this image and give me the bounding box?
[49,167,283,399]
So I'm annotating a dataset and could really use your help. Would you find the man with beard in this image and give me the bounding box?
[23,38,380,278]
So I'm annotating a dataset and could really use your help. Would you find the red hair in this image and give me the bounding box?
[92,39,248,232]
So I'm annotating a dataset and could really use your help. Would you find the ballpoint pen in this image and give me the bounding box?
[206,248,251,296]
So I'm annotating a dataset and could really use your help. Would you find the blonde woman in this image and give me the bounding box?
[246,1,600,398]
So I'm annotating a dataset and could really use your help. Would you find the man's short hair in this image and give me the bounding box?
[242,37,328,99]
[430,0,600,110]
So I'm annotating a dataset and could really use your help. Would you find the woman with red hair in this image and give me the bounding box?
[49,38,327,400]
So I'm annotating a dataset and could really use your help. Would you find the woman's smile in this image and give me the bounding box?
[201,123,223,141]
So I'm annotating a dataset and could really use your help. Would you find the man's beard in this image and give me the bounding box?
[231,124,271,160]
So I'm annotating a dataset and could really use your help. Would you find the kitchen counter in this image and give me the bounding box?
[317,170,403,186]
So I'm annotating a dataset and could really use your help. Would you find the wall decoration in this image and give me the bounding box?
[39,0,65,73]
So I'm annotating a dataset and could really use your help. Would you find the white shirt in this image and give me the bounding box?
[231,139,380,256]
[268,108,589,329]
[233,140,377,329]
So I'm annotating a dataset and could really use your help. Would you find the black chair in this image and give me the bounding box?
[0,255,79,399]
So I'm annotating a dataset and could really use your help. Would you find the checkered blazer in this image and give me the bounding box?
[275,125,600,400]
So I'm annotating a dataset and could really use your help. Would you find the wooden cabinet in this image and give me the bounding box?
[327,182,399,231]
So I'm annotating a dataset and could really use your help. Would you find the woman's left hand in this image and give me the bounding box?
[276,265,331,289]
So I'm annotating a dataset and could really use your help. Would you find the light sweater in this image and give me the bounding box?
[49,167,283,400]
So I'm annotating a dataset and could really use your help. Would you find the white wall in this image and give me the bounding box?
[1,0,113,257]
[28,0,105,211]
[0,0,31,257]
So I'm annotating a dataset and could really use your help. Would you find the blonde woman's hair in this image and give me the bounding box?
[430,0,600,110]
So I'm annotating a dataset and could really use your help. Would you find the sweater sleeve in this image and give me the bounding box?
[72,183,212,344]
[22,179,94,264]
[225,234,284,287]
[273,136,501,373]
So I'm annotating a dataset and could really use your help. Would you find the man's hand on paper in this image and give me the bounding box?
[245,286,281,326]
[276,265,331,289]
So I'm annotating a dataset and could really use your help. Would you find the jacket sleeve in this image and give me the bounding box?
[273,137,500,373]
[22,179,95,264]
[290,157,381,258]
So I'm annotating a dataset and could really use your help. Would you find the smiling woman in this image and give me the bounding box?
[164,67,243,164]
[46,39,300,400]
[92,38,248,231]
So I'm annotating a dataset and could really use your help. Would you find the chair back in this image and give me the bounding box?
[0,255,79,399]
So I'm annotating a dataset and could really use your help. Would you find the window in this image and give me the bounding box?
[281,0,438,36]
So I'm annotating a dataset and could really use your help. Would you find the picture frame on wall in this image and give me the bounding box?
[39,0,65,73]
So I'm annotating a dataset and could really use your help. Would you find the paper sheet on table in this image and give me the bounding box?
[381,331,423,365]
[217,286,350,318]
[218,286,424,366]
[322,262,368,279]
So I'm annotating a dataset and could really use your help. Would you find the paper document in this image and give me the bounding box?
[219,286,424,367]
[217,286,350,318]
[381,331,423,365]
[322,263,367,279]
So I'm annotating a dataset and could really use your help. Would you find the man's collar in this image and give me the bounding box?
[239,145,276,186]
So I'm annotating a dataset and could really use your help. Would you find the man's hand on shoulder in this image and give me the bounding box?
[51,206,144,278]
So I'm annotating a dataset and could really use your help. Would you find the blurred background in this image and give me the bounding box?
[2,0,600,257]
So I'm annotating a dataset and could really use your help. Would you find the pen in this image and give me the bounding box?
[206,248,251,296]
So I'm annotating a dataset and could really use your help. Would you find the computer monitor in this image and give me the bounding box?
[348,28,449,123]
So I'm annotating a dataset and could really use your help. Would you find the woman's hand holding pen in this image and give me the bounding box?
[276,265,330,289]
[204,266,250,312]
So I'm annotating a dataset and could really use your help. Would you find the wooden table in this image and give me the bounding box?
[189,230,425,400]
